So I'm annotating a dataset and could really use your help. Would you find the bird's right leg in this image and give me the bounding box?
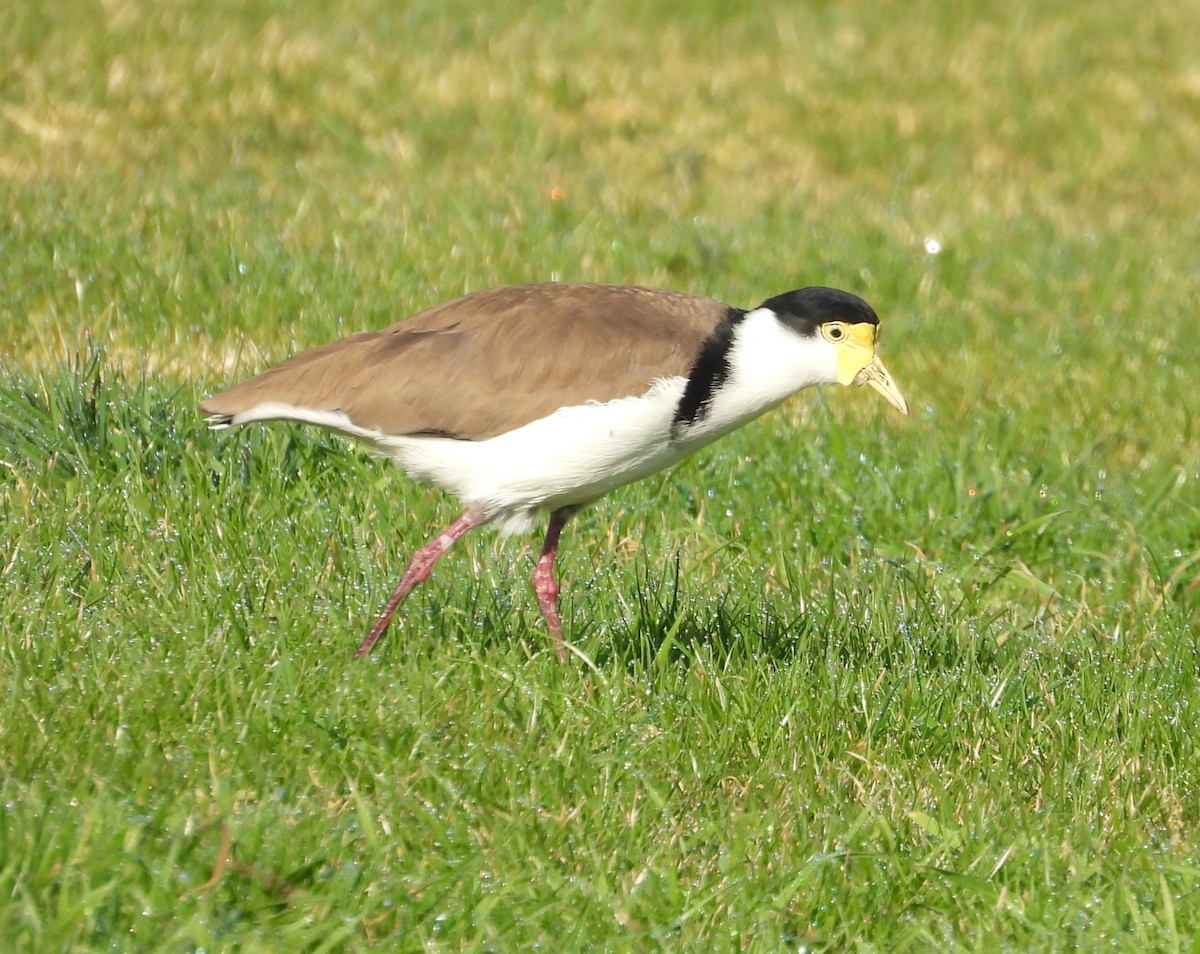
[531,508,575,661]
[355,508,482,658]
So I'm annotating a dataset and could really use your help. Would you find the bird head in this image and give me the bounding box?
[762,287,909,415]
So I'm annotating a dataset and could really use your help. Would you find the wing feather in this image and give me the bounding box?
[199,283,731,440]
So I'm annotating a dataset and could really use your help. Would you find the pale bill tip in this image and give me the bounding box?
[859,358,909,416]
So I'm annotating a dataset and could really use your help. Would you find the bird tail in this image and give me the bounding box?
[203,412,235,430]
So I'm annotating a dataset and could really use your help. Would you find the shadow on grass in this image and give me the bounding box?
[576,549,1016,682]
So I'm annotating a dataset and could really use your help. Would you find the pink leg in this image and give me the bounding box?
[355,510,481,658]
[532,509,572,660]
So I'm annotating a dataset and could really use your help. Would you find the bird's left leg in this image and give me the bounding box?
[531,507,575,660]
[355,508,483,658]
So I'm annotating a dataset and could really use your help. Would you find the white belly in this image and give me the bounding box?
[376,377,695,534]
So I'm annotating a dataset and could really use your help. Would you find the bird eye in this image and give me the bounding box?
[823,322,847,342]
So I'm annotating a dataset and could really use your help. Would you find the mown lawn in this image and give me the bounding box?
[3,0,1200,950]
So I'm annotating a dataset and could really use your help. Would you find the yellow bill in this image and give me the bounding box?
[835,323,909,415]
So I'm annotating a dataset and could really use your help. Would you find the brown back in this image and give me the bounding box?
[200,283,733,440]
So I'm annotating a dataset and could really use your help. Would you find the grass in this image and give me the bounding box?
[3,0,1200,949]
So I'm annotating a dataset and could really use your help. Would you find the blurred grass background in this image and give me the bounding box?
[3,0,1200,950]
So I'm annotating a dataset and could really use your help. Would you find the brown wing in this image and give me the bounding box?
[199,283,733,440]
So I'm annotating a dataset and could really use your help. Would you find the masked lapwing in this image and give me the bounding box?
[201,282,908,659]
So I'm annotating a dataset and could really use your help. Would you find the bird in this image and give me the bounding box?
[200,282,908,659]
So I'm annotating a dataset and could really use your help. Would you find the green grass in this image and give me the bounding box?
[4,0,1200,949]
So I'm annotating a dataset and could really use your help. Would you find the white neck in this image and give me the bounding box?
[681,306,838,445]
